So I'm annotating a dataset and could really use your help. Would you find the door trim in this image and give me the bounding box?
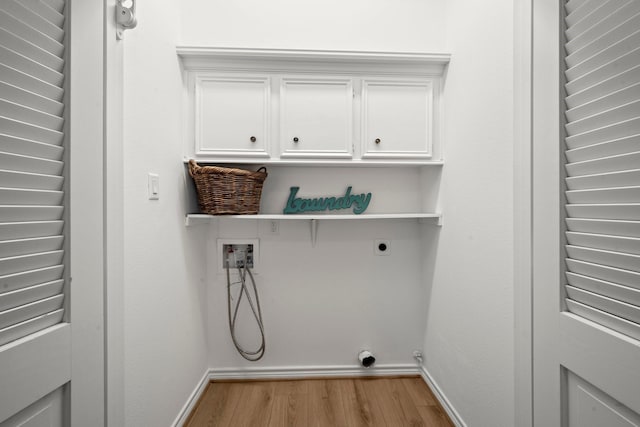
[103,0,125,425]
[513,0,534,426]
[68,0,106,424]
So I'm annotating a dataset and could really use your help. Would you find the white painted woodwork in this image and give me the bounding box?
[563,0,640,341]
[1,0,109,423]
[68,0,106,423]
[280,77,353,159]
[0,6,67,411]
[0,386,64,427]
[195,75,270,158]
[567,372,640,427]
[186,212,441,225]
[533,1,640,426]
[0,3,64,351]
[0,325,69,423]
[178,48,449,165]
[361,79,434,159]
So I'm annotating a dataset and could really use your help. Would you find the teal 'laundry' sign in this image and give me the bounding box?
[283,186,372,215]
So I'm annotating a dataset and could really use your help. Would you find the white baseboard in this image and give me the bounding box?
[172,364,464,427]
[209,363,421,380]
[419,366,466,427]
[171,369,211,427]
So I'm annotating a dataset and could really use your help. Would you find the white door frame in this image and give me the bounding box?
[69,0,127,425]
[513,0,534,425]
[68,0,105,424]
[71,1,126,426]
[103,1,125,426]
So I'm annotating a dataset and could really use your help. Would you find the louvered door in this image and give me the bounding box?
[533,1,640,426]
[0,1,69,425]
[564,0,640,338]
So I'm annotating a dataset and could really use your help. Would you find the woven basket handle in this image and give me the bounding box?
[257,166,267,173]
[188,159,199,178]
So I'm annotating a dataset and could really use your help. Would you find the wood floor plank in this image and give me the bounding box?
[416,404,455,427]
[339,379,385,427]
[229,381,275,427]
[185,382,245,427]
[363,378,409,426]
[308,379,348,427]
[185,376,456,427]
[389,378,426,426]
[401,377,438,407]
[268,380,309,427]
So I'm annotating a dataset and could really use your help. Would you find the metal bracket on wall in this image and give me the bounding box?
[310,219,318,247]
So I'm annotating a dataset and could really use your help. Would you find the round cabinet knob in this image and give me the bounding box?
[293,137,299,143]
[375,138,381,144]
[250,136,256,142]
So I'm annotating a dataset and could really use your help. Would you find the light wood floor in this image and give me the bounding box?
[185,376,454,427]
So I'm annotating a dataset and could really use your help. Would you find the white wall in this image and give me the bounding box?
[422,1,515,426]
[206,167,430,370]
[180,0,447,52]
[121,2,209,426]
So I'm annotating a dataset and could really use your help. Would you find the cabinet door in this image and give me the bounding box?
[195,75,270,158]
[280,77,353,159]
[361,79,434,159]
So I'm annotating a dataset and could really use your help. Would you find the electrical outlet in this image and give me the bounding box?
[374,239,390,256]
[269,220,280,235]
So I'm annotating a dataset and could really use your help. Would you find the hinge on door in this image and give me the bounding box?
[352,89,355,98]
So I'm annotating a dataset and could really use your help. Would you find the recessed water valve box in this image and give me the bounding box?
[218,239,259,271]
[222,243,254,268]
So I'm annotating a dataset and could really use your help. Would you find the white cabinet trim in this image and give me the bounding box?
[177,47,450,76]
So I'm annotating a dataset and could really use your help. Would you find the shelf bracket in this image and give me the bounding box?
[310,219,318,247]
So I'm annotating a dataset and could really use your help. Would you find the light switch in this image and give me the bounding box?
[148,173,159,200]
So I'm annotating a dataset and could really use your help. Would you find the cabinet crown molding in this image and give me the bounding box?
[177,46,451,75]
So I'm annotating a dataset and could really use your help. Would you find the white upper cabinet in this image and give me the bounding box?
[280,77,353,159]
[178,48,450,165]
[195,75,270,158]
[361,79,435,159]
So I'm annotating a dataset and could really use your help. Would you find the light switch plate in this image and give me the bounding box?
[148,173,159,200]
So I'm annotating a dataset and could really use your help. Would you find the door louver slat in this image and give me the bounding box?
[566,1,640,54]
[0,265,64,295]
[0,3,63,42]
[0,1,66,347]
[565,134,640,163]
[565,218,640,237]
[566,65,640,110]
[0,280,63,312]
[566,11,640,66]
[567,272,640,305]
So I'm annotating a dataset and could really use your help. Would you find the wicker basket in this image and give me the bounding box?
[188,160,268,215]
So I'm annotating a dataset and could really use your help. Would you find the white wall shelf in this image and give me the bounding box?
[183,157,444,168]
[185,213,442,245]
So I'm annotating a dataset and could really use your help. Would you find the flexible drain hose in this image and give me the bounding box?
[226,260,265,361]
